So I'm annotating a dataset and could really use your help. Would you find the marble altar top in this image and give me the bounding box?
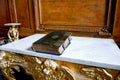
[0,34,120,70]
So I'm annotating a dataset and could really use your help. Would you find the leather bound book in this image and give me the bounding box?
[32,31,72,54]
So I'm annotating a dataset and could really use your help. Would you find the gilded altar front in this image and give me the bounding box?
[0,51,120,80]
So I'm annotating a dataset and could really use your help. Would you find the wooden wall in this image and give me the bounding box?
[0,0,10,36]
[0,0,120,44]
[34,0,111,35]
[8,0,35,36]
[113,0,120,45]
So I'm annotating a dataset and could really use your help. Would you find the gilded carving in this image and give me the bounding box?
[80,66,120,80]
[4,23,21,41]
[0,52,74,80]
[0,51,120,80]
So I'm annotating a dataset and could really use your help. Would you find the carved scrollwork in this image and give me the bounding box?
[0,52,74,80]
[80,67,111,80]
[80,66,120,80]
[0,51,120,80]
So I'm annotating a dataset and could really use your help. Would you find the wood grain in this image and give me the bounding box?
[8,0,35,36]
[35,0,110,33]
[41,0,107,26]
[0,0,10,27]
[113,0,120,44]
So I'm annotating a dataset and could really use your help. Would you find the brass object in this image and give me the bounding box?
[4,23,21,41]
[0,51,120,80]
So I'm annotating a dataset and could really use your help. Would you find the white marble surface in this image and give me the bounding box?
[0,34,120,70]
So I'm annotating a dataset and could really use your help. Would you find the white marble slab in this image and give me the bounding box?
[0,34,120,70]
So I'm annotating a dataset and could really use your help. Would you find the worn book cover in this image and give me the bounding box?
[32,31,72,54]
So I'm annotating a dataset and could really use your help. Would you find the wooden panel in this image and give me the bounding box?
[0,0,10,36]
[113,0,120,44]
[35,0,112,33]
[16,0,35,36]
[0,0,10,26]
[42,0,106,26]
[8,0,35,36]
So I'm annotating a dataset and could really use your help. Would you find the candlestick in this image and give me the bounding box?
[4,23,21,41]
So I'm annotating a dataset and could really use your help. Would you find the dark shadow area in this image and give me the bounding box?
[118,45,120,49]
[11,65,34,80]
[0,69,7,80]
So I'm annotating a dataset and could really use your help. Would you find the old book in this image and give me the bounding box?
[32,31,72,54]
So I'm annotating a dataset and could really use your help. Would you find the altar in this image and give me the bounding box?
[0,34,120,80]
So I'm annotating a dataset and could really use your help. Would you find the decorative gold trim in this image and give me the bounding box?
[0,51,120,80]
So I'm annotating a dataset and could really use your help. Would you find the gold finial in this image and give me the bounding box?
[4,23,21,41]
